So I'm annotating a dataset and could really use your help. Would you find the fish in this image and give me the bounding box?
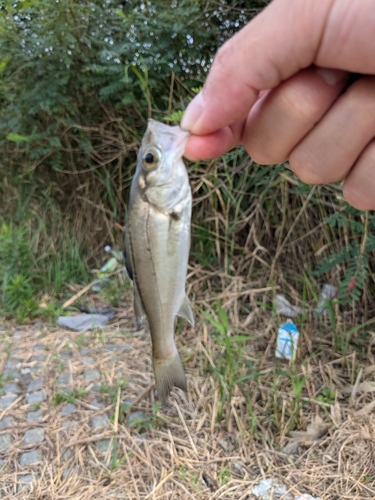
[124,119,194,404]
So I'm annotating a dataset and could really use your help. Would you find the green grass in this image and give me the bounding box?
[51,389,88,406]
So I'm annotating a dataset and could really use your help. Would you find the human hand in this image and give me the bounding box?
[182,0,375,210]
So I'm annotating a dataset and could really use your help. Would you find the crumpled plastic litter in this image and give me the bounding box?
[57,308,116,331]
[92,245,124,292]
[275,294,306,318]
[275,284,337,318]
[295,495,320,500]
[314,284,338,314]
[251,478,320,500]
[251,478,289,499]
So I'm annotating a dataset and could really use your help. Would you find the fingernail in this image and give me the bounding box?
[316,67,348,86]
[181,91,205,131]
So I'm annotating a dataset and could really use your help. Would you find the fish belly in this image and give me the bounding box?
[128,196,190,402]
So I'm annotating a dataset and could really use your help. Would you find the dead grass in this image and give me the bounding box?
[1,267,375,500]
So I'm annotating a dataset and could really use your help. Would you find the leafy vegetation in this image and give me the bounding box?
[0,1,374,353]
[51,389,88,406]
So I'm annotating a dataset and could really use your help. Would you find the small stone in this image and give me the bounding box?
[80,348,91,356]
[5,358,20,370]
[0,459,5,468]
[219,439,228,450]
[0,434,12,451]
[61,404,76,416]
[84,370,100,381]
[19,450,43,466]
[62,421,78,430]
[26,391,46,405]
[21,368,31,375]
[61,446,74,461]
[104,344,132,352]
[10,348,23,356]
[30,354,46,362]
[21,373,33,386]
[127,411,145,425]
[3,369,21,381]
[59,351,72,360]
[89,398,104,409]
[62,468,70,479]
[27,378,45,393]
[59,386,73,394]
[91,415,110,429]
[96,438,112,453]
[232,461,244,472]
[12,331,24,341]
[89,382,102,392]
[82,357,95,365]
[0,394,18,410]
[24,428,45,445]
[27,410,44,423]
[134,433,147,441]
[57,374,71,385]
[29,365,41,373]
[0,416,14,429]
[17,474,39,492]
[32,344,46,351]
[3,382,22,394]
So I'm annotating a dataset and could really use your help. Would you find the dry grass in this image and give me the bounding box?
[1,268,375,500]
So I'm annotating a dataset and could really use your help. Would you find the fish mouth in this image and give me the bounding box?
[148,118,189,141]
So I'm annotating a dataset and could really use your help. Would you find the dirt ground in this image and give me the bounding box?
[1,288,375,500]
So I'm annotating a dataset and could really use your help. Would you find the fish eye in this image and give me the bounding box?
[142,147,161,170]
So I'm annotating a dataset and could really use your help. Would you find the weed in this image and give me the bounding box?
[110,439,132,471]
[316,387,336,405]
[51,389,88,406]
[33,403,41,411]
[218,467,230,486]
[99,281,129,309]
[201,303,252,421]
[178,467,200,490]
[3,340,10,356]
[74,332,88,348]
[127,402,161,432]
[100,379,127,424]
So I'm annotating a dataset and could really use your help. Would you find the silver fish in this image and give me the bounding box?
[124,119,194,404]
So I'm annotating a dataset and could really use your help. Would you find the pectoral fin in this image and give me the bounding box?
[124,226,145,329]
[167,216,182,256]
[177,295,194,326]
[123,226,133,281]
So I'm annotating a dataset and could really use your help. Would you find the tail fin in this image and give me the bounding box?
[153,352,187,404]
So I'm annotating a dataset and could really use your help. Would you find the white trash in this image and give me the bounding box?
[251,477,320,500]
[276,319,300,361]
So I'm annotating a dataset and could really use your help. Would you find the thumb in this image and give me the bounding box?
[181,0,375,135]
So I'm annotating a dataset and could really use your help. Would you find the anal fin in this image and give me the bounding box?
[177,295,194,326]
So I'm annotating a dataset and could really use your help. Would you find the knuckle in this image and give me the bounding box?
[278,86,320,123]
[342,183,372,211]
[249,149,286,166]
[213,38,235,74]
[289,151,326,185]
[343,140,375,210]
